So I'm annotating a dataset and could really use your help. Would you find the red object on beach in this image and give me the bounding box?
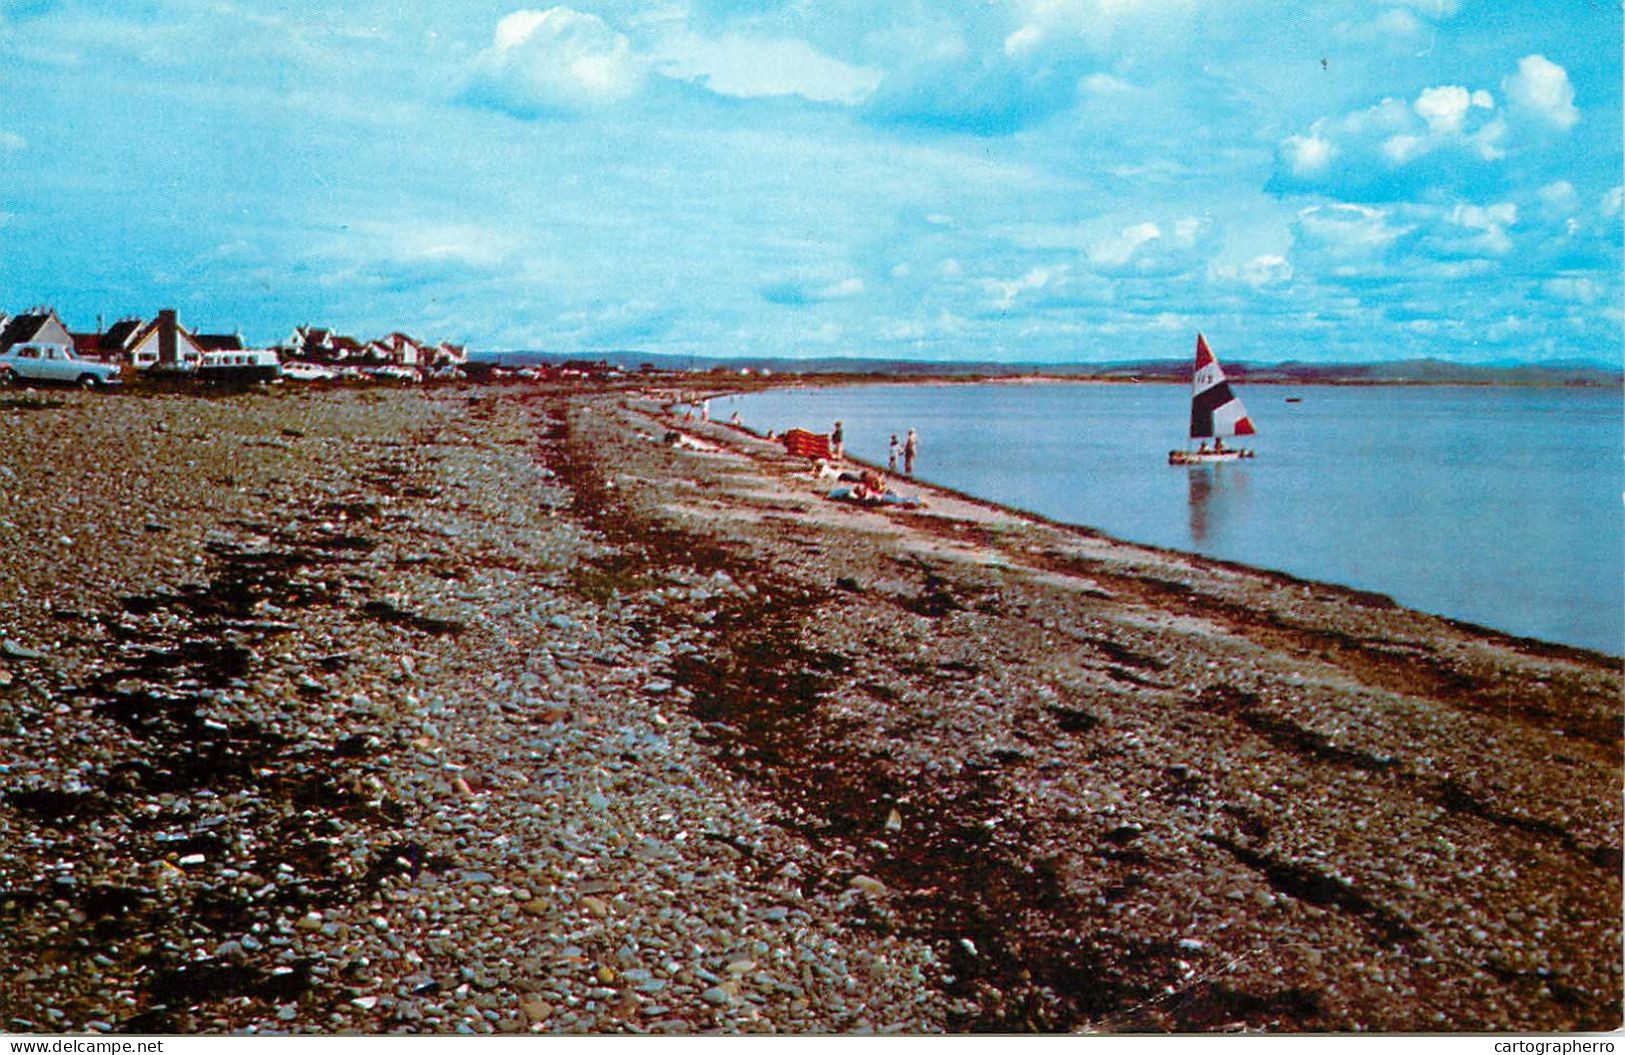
[781,428,832,460]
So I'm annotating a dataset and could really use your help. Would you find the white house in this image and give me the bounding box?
[127,310,206,372]
[0,308,74,353]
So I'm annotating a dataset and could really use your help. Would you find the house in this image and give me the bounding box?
[431,341,468,367]
[283,326,335,361]
[0,309,73,353]
[379,332,423,366]
[70,318,145,363]
[194,332,245,352]
[127,309,207,372]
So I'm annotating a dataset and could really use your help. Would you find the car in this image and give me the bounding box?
[364,365,421,382]
[0,343,122,388]
[280,361,339,382]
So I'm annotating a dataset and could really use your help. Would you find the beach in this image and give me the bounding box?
[0,381,1617,1034]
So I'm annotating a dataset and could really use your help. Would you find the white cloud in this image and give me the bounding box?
[1450,202,1517,229]
[1382,0,1460,17]
[1085,216,1214,278]
[1445,201,1517,255]
[0,130,25,151]
[1542,277,1602,304]
[1414,84,1470,134]
[1532,180,1578,226]
[654,31,881,105]
[334,220,520,270]
[1078,72,1134,96]
[759,271,865,305]
[1502,54,1578,130]
[1003,24,1043,58]
[1170,217,1204,245]
[1602,186,1624,219]
[469,8,643,116]
[1485,314,1528,342]
[1275,70,1516,188]
[1381,134,1427,164]
[1537,180,1576,207]
[1284,133,1337,175]
[1213,254,1293,288]
[982,266,1056,310]
[1294,203,1411,266]
[1367,8,1426,38]
[1090,221,1161,268]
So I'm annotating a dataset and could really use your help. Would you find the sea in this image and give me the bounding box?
[722,381,1623,656]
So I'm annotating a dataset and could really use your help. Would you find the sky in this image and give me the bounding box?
[0,0,1619,363]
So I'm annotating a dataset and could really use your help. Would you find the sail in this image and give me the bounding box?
[1189,333,1256,439]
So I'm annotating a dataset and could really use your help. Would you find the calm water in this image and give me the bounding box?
[726,382,1623,656]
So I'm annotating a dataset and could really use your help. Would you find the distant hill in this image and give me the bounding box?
[475,349,1622,387]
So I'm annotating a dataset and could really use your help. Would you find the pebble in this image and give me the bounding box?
[2,639,43,660]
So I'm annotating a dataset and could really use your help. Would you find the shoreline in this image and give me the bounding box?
[0,382,1617,1034]
[700,379,1619,659]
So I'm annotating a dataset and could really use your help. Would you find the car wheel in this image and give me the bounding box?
[78,374,99,390]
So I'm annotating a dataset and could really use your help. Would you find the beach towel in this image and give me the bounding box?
[782,428,832,460]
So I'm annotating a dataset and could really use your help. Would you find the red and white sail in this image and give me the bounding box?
[1189,333,1255,439]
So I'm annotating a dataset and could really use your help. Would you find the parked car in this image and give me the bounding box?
[364,365,421,382]
[280,361,338,382]
[0,343,122,388]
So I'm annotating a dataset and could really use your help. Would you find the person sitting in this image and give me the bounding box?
[1213,437,1226,453]
[1198,441,1210,454]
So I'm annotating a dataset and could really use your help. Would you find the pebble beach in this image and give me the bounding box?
[0,381,1617,1035]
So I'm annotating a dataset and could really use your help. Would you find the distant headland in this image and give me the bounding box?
[484,349,1623,387]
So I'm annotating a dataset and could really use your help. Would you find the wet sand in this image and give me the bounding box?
[0,381,1617,1034]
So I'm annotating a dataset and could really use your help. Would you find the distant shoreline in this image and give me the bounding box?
[479,351,1624,389]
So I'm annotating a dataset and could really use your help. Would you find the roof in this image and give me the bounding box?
[195,333,245,351]
[0,313,51,351]
[71,333,101,356]
[101,318,144,351]
[125,312,204,355]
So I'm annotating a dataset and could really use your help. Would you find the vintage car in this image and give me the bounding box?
[280,360,339,382]
[0,343,122,388]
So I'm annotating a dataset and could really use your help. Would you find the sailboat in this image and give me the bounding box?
[1168,333,1256,465]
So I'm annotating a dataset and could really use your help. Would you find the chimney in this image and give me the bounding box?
[158,309,177,365]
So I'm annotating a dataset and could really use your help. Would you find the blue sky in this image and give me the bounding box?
[0,0,1619,362]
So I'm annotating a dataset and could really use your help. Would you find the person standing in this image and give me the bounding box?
[701,398,711,421]
[831,420,844,459]
[887,434,900,473]
[903,428,917,476]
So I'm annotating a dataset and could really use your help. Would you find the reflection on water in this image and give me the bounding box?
[1185,464,1249,547]
[1187,468,1212,544]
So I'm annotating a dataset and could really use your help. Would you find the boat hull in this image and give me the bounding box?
[1169,449,1252,465]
